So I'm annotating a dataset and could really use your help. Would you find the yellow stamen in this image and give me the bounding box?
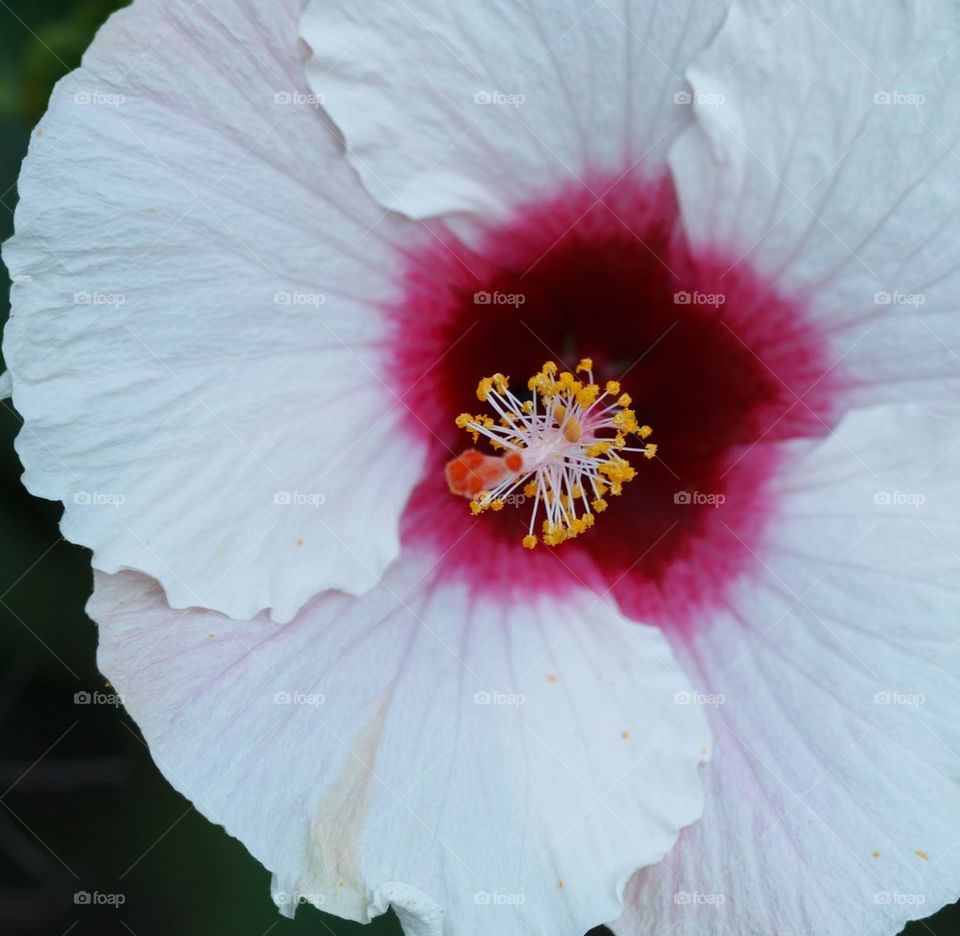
[449,361,654,549]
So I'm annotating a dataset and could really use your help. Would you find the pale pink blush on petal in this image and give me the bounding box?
[91,557,710,936]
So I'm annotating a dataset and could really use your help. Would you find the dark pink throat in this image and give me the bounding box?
[389,173,841,633]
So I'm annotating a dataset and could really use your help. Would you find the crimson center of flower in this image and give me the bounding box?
[446,362,656,549]
[390,173,842,632]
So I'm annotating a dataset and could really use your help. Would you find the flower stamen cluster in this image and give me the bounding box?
[445,360,655,548]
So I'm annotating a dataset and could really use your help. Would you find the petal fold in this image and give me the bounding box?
[616,402,960,936]
[669,0,960,407]
[3,0,429,621]
[91,556,710,936]
[302,0,731,219]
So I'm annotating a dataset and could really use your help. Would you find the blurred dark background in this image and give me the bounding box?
[0,2,956,935]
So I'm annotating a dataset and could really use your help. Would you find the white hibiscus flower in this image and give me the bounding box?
[2,1,960,935]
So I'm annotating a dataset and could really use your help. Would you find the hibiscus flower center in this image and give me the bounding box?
[445,362,656,548]
[390,173,841,631]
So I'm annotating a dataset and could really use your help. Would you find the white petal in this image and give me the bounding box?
[2,0,428,622]
[668,0,960,406]
[616,402,960,936]
[301,0,731,219]
[90,557,710,936]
